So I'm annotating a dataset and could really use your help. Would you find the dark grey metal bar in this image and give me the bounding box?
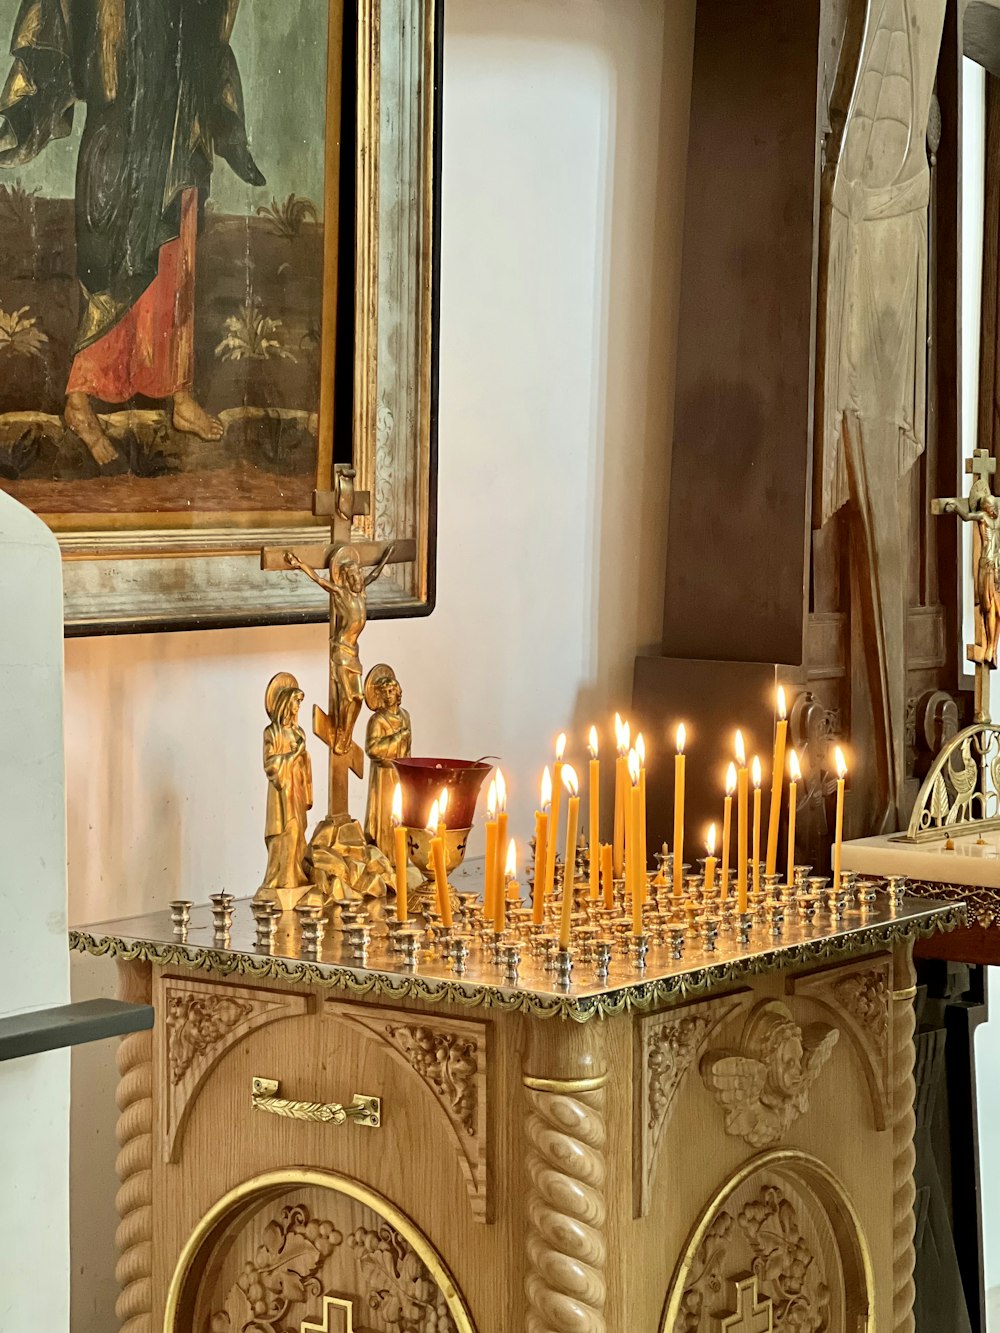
[0,999,153,1063]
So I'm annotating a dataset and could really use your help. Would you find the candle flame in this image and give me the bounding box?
[588,725,599,759]
[495,768,508,812]
[438,786,449,820]
[614,711,624,750]
[725,761,737,795]
[835,746,848,779]
[426,799,440,833]
[555,732,567,762]
[789,749,801,782]
[562,763,580,797]
[676,722,686,754]
[777,684,787,720]
[392,782,403,827]
[487,779,497,820]
[504,837,517,879]
[706,823,716,856]
[627,749,640,786]
[751,755,762,788]
[735,729,746,766]
[541,766,552,810]
[636,732,646,767]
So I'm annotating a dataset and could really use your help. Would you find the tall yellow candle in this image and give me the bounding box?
[545,733,567,903]
[787,749,800,889]
[558,765,580,949]
[613,714,629,879]
[752,756,762,899]
[392,784,408,923]
[532,768,551,925]
[765,686,788,876]
[628,750,642,934]
[672,724,686,898]
[721,762,736,901]
[499,837,516,932]
[484,780,498,924]
[704,823,717,893]
[601,842,614,909]
[494,769,509,930]
[833,746,847,890]
[735,731,749,912]
[427,800,452,928]
[588,727,600,900]
[636,733,648,902]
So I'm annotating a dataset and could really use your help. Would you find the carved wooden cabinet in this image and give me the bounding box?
[75,899,959,1333]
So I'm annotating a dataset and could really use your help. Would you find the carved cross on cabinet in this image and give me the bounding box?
[714,1276,774,1333]
[300,1295,355,1333]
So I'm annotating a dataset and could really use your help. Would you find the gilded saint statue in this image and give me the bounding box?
[363,664,412,857]
[258,672,313,904]
[284,544,393,757]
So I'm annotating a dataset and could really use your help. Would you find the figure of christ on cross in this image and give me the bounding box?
[932,447,1000,722]
[261,467,414,823]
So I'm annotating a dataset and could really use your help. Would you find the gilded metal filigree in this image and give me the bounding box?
[69,903,965,1025]
[901,723,1000,841]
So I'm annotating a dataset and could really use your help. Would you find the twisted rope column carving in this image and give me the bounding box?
[522,1024,608,1333]
[891,943,917,1333]
[116,960,153,1333]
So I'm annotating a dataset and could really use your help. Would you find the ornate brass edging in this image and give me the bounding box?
[904,879,999,929]
[69,906,965,1025]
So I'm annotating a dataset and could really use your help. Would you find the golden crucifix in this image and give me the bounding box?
[261,466,414,824]
[932,447,1000,723]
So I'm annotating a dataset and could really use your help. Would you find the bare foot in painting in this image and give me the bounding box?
[172,391,224,441]
[64,392,118,465]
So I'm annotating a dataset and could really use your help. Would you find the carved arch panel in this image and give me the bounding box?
[165,1170,476,1333]
[660,1151,874,1333]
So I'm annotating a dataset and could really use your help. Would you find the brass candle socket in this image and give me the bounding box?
[594,940,612,980]
[170,900,193,934]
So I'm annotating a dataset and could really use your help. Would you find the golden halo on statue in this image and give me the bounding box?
[264,671,301,718]
[364,663,397,710]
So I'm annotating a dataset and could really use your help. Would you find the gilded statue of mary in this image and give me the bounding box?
[258,671,313,902]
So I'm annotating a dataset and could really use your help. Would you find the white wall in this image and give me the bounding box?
[66,0,696,1322]
[0,493,70,1330]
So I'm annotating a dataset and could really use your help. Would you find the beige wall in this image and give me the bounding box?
[66,0,696,1323]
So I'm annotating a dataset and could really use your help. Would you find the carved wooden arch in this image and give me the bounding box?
[788,955,892,1131]
[324,999,490,1222]
[162,1168,476,1333]
[659,1150,874,1333]
[160,975,310,1162]
[633,991,751,1218]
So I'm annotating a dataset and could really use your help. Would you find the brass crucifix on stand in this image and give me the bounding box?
[932,447,1000,723]
[261,465,415,848]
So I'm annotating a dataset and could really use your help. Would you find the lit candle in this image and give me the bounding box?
[427,800,452,927]
[613,714,629,879]
[499,837,517,932]
[588,727,601,900]
[636,733,648,902]
[833,746,847,890]
[735,730,749,913]
[704,823,717,893]
[532,767,551,926]
[672,724,686,898]
[484,780,498,924]
[721,763,736,902]
[558,765,580,949]
[787,749,800,889]
[765,686,788,876]
[392,783,408,923]
[601,842,614,909]
[494,769,509,931]
[752,756,762,900]
[545,733,567,903]
[628,749,643,934]
[437,785,449,840]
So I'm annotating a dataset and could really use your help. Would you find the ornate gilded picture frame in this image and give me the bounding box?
[0,0,439,632]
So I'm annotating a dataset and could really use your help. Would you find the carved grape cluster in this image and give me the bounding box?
[234,1204,343,1329]
[348,1223,456,1333]
[737,1187,830,1333]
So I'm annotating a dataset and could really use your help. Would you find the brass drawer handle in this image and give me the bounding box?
[251,1076,381,1128]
